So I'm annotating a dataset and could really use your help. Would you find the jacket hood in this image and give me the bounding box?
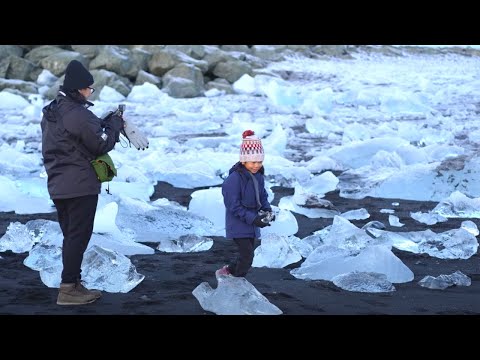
[42,99,59,123]
[228,161,242,174]
[228,161,265,175]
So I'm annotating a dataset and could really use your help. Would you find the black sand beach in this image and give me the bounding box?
[1,182,480,315]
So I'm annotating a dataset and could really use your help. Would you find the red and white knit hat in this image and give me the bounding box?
[240,130,264,162]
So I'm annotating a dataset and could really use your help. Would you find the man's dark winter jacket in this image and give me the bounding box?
[41,93,119,199]
[222,162,272,239]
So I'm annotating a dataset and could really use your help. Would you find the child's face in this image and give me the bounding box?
[243,161,263,173]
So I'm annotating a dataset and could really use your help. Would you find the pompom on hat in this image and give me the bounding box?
[239,130,264,162]
[63,60,94,90]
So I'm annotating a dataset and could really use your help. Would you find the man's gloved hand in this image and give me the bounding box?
[121,118,149,150]
[253,214,271,228]
[103,114,124,142]
[105,114,124,132]
[101,111,114,128]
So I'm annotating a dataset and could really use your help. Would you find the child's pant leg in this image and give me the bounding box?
[229,237,255,277]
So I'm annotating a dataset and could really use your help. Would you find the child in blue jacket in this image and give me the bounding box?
[217,130,274,277]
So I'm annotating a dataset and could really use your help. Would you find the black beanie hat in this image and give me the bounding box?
[63,60,94,90]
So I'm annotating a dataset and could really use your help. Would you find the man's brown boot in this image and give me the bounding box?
[57,283,99,305]
[76,281,102,299]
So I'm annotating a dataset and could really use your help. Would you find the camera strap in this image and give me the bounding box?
[248,171,262,209]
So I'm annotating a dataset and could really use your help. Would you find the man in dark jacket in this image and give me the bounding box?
[217,130,274,278]
[41,60,124,305]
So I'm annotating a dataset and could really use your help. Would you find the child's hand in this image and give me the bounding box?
[259,210,275,223]
[254,214,271,228]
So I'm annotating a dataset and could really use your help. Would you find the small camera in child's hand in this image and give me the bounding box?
[258,210,275,224]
